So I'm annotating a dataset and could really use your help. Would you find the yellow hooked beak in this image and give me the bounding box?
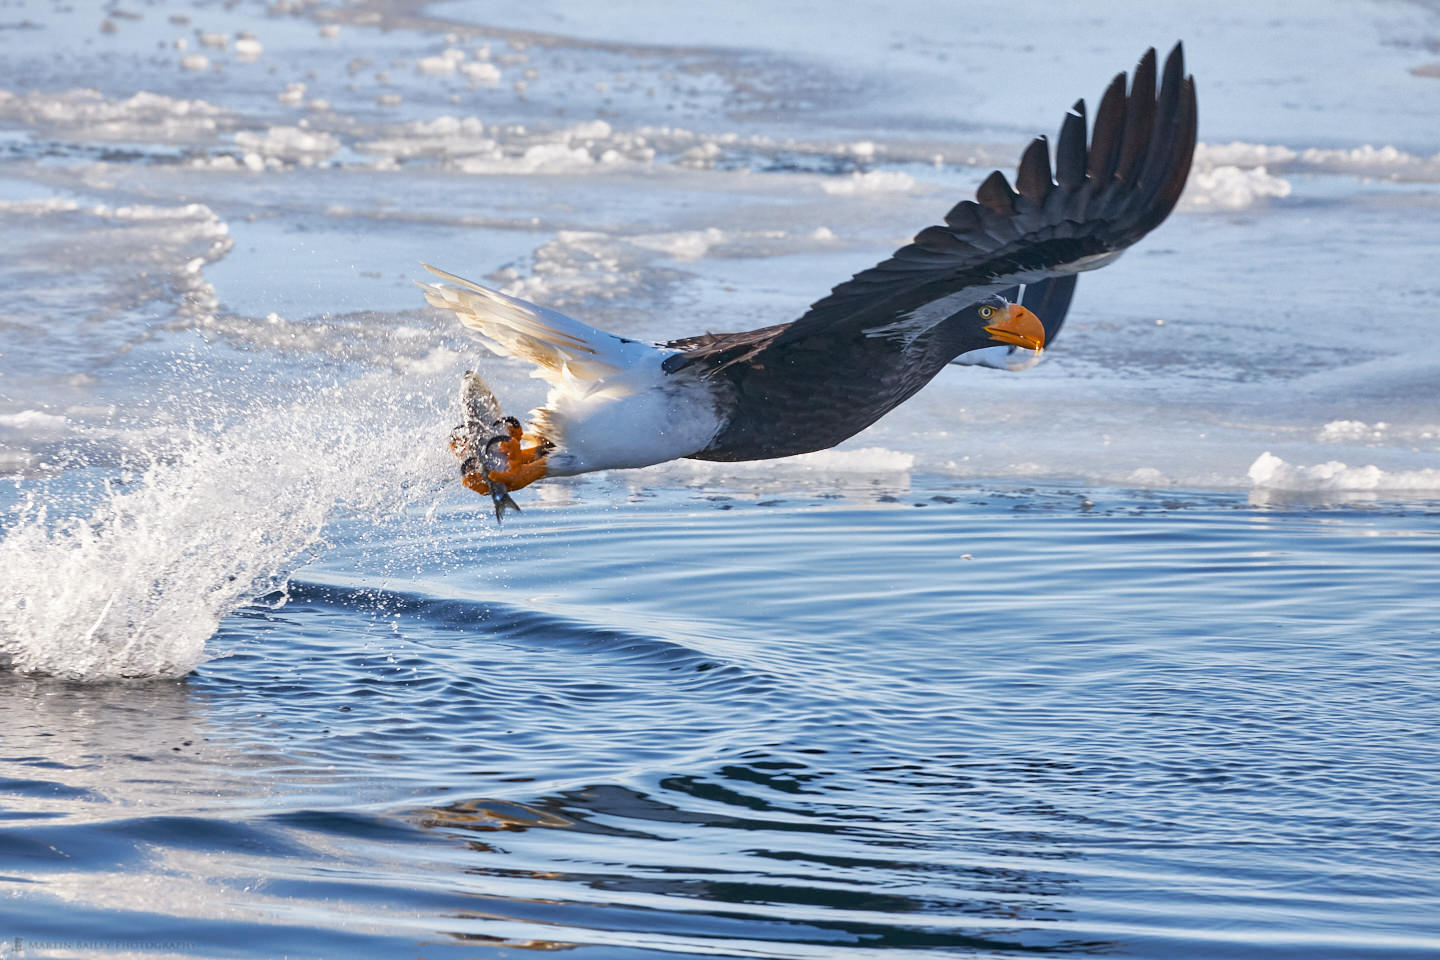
[984,303,1045,352]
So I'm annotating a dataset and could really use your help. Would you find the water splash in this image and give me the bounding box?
[0,371,457,681]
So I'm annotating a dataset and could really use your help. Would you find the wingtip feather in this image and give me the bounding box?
[975,170,1019,215]
[1015,136,1054,204]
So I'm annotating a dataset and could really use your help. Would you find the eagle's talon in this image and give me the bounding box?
[461,470,491,495]
[483,418,548,470]
[488,456,548,493]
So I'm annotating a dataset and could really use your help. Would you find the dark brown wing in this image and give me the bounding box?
[665,43,1196,375]
[663,322,791,375]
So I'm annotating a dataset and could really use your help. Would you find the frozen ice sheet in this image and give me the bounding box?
[0,0,1437,540]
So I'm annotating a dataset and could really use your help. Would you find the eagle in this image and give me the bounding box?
[421,44,1197,516]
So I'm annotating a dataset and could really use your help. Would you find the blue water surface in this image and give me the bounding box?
[4,480,1439,958]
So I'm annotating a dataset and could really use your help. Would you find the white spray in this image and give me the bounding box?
[0,369,458,681]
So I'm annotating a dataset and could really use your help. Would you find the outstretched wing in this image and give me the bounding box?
[784,43,1195,346]
[665,43,1195,373]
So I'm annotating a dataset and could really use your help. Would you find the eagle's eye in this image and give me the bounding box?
[978,305,996,319]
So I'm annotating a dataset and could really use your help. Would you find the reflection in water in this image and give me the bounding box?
[0,675,220,817]
[408,769,1104,956]
[418,797,576,834]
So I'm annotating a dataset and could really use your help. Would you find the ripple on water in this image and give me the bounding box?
[3,484,1440,958]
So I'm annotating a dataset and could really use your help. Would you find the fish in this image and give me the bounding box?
[451,370,521,522]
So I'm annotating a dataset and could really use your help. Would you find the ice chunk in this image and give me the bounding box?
[680,142,722,168]
[0,410,69,436]
[417,55,457,75]
[1192,139,1440,183]
[460,62,501,85]
[510,142,594,172]
[357,115,495,161]
[1181,165,1291,210]
[1195,141,1298,168]
[1318,420,1384,443]
[1248,451,1440,492]
[629,228,727,262]
[233,126,340,164]
[0,197,82,215]
[418,47,466,74]
[568,119,612,140]
[1301,144,1420,168]
[820,170,915,195]
[234,37,263,61]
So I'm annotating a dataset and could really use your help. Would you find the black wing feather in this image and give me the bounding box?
[975,169,1020,216]
[1015,136,1054,204]
[1087,73,1128,182]
[666,43,1196,372]
[1055,102,1087,189]
[1114,48,1156,186]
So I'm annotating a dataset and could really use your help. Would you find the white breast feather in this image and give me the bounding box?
[535,356,724,476]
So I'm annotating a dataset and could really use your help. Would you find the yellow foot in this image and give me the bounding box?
[455,417,551,499]
[494,423,550,475]
[488,457,548,493]
[492,422,539,465]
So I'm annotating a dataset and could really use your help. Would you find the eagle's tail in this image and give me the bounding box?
[418,264,629,383]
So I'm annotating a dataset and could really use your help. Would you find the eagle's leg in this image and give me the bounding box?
[453,418,550,497]
[488,456,547,492]
[488,421,549,492]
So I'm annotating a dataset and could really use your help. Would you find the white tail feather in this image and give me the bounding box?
[418,264,633,384]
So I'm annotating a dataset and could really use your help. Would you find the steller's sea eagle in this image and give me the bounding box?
[421,44,1197,517]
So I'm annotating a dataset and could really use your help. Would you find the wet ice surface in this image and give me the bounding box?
[3,1,1439,491]
[3,0,1440,957]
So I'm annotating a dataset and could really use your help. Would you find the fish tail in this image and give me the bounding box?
[493,490,522,523]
